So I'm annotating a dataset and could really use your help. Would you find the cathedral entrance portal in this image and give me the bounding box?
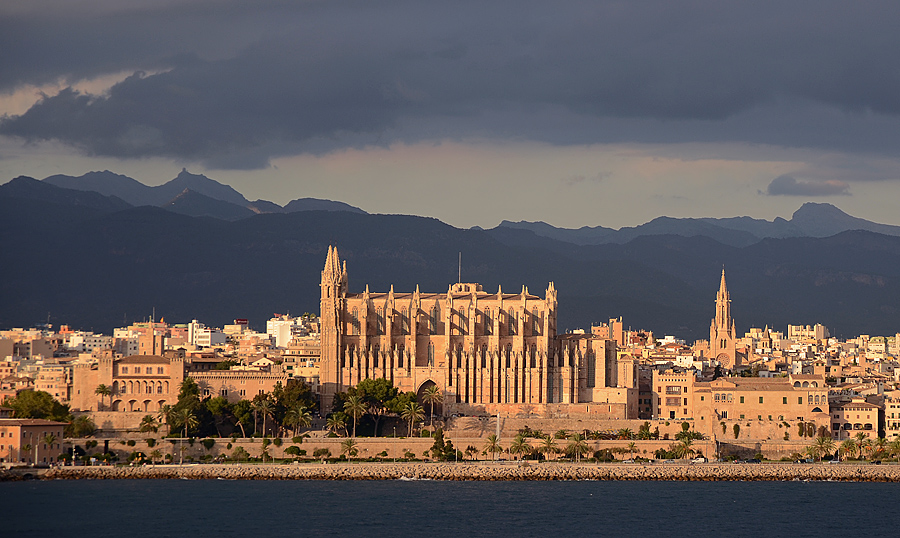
[416,380,443,422]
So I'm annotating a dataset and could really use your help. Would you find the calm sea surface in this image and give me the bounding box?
[1,479,897,537]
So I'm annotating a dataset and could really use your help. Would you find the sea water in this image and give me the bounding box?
[1,479,896,537]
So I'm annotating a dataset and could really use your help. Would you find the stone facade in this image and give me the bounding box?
[318,247,635,417]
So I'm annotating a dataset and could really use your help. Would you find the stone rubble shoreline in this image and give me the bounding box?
[3,462,900,482]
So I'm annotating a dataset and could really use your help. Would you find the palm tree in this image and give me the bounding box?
[538,435,558,461]
[343,395,367,438]
[285,405,312,437]
[42,433,57,462]
[839,439,858,460]
[888,437,900,461]
[626,442,637,460]
[810,436,835,461]
[567,434,590,463]
[508,435,532,461]
[400,402,425,437]
[149,449,163,464]
[157,405,174,436]
[139,415,159,433]
[252,398,275,437]
[422,386,443,426]
[616,428,633,440]
[483,434,502,461]
[872,437,888,460]
[326,415,347,437]
[175,408,198,438]
[673,438,696,459]
[94,384,111,411]
[340,438,359,460]
[858,437,873,460]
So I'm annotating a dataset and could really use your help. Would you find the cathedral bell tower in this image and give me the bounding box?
[320,246,347,411]
[710,268,738,369]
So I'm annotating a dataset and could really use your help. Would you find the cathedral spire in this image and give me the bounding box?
[718,267,728,297]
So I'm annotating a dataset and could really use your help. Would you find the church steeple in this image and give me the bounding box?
[710,267,738,369]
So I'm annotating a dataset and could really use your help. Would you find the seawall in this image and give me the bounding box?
[5,462,900,482]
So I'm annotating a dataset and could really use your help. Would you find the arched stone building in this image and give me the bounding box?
[318,247,637,417]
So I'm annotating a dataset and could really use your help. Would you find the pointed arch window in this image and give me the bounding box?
[508,310,517,336]
[430,304,440,335]
[401,307,409,335]
[532,308,540,336]
[483,308,492,336]
[376,307,385,335]
[428,343,435,367]
[351,308,359,336]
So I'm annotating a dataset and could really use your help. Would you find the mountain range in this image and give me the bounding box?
[1,170,899,340]
[41,169,366,221]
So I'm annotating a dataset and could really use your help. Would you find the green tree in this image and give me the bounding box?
[539,435,558,461]
[343,394,367,437]
[139,415,159,433]
[175,408,198,438]
[341,438,359,460]
[326,413,348,437]
[733,424,741,439]
[5,390,70,421]
[353,378,399,437]
[566,434,590,463]
[673,439,696,459]
[313,447,331,461]
[809,436,835,461]
[231,446,250,462]
[66,415,96,438]
[205,396,234,438]
[483,434,502,461]
[94,384,111,411]
[839,438,858,460]
[637,422,652,440]
[626,442,637,459]
[430,427,447,460]
[232,400,253,438]
[400,401,424,437]
[251,396,275,437]
[285,405,312,437]
[156,404,174,436]
[508,435,532,460]
[616,428,633,440]
[422,385,443,426]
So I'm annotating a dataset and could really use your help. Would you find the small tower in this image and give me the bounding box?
[710,268,738,369]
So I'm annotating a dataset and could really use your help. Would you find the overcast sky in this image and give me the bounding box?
[3,0,900,228]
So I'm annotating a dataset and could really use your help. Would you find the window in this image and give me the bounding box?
[508,310,516,335]
[759,397,764,404]
[700,396,705,401]
[121,367,128,374]
[401,308,409,335]
[532,308,540,336]
[783,397,787,404]
[430,305,440,335]
[157,367,164,374]
[740,396,744,404]
[798,397,803,404]
[665,386,682,395]
[665,397,681,406]
[376,307,385,335]
[483,308,491,336]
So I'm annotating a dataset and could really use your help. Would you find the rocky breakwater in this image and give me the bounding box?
[11,462,900,482]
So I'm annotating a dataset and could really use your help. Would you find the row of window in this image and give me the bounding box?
[119,366,165,375]
[710,395,823,405]
[347,306,545,337]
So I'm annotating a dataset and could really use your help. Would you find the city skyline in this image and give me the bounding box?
[4,2,900,228]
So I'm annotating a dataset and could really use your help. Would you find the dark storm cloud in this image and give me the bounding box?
[4,1,900,168]
[766,175,850,196]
